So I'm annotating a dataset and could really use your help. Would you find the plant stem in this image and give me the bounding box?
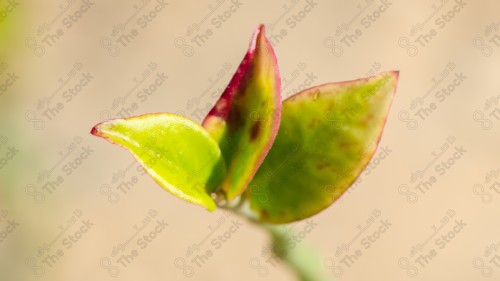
[263,224,332,281]
[222,202,332,281]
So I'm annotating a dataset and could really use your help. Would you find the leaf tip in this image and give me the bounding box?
[90,125,99,136]
[90,122,105,138]
[90,120,116,139]
[375,70,400,99]
[389,70,399,79]
[90,119,126,146]
[253,24,266,41]
[251,24,276,61]
[385,70,400,96]
[256,23,265,33]
[385,70,399,85]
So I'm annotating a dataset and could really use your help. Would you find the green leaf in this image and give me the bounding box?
[91,113,226,211]
[202,25,281,201]
[246,71,399,223]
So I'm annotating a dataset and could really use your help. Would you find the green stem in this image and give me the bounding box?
[222,201,331,281]
[264,224,332,281]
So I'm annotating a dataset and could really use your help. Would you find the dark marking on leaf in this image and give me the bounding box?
[308,118,320,128]
[317,161,330,170]
[261,209,269,218]
[250,120,262,141]
[237,67,254,97]
[339,141,351,149]
[227,107,244,131]
[364,113,374,123]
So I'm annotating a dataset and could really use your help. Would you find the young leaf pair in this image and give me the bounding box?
[91,25,399,224]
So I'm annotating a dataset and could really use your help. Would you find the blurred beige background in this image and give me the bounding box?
[1,0,500,280]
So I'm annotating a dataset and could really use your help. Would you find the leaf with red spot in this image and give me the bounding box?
[202,25,281,201]
[245,71,399,223]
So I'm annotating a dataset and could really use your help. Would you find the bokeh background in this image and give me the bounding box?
[1,0,500,280]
